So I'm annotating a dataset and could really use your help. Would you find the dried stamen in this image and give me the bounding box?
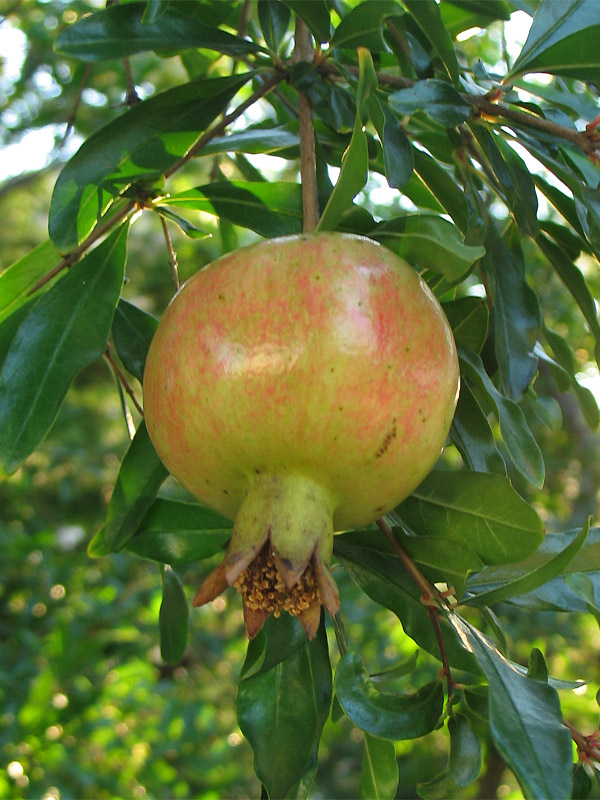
[234,542,320,618]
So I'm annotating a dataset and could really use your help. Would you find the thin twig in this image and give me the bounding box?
[294,17,320,232]
[27,199,136,296]
[159,215,180,291]
[237,0,252,39]
[164,71,286,179]
[104,344,144,416]
[123,57,140,106]
[376,517,454,702]
[62,63,93,143]
[563,720,600,764]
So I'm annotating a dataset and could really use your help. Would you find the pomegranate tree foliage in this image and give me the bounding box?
[2,0,600,797]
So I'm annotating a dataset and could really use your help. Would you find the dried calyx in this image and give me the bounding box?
[192,474,340,640]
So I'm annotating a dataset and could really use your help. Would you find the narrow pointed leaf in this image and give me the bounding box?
[112,299,158,383]
[402,0,460,83]
[88,421,168,557]
[465,519,589,606]
[280,0,331,43]
[330,0,400,51]
[459,347,545,488]
[159,566,189,665]
[360,735,399,800]
[0,226,128,475]
[258,0,291,53]
[418,715,482,798]
[543,324,599,429]
[335,652,443,740]
[0,240,61,324]
[389,80,470,126]
[55,2,261,60]
[446,614,572,800]
[125,498,232,564]
[443,296,489,354]
[451,382,507,476]
[413,148,469,232]
[49,73,251,252]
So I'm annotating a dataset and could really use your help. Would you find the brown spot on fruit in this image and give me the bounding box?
[375,421,397,458]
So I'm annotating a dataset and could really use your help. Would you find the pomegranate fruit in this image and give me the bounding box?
[143,233,459,638]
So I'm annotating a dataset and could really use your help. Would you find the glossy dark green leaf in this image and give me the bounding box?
[412,148,469,232]
[510,0,600,83]
[527,648,549,682]
[330,0,399,51]
[336,653,443,741]
[543,324,599,429]
[237,625,322,798]
[0,301,37,372]
[162,181,304,238]
[483,225,542,400]
[0,226,128,476]
[451,382,507,477]
[465,519,589,607]
[258,0,291,52]
[371,652,419,684]
[459,347,545,488]
[443,296,489,353]
[125,498,232,564]
[55,2,261,60]
[439,0,511,38]
[317,50,376,231]
[111,299,158,383]
[446,614,572,800]
[49,73,250,252]
[389,80,470,126]
[0,240,61,324]
[467,527,600,611]
[402,0,460,83]
[474,129,539,237]
[572,763,593,800]
[379,102,414,188]
[280,0,331,43]
[360,735,399,800]
[537,233,600,366]
[566,573,600,626]
[240,614,307,682]
[88,421,168,557]
[373,214,484,281]
[201,126,299,157]
[534,175,594,243]
[396,470,544,565]
[155,206,212,240]
[418,714,482,798]
[334,540,481,673]
[159,565,189,665]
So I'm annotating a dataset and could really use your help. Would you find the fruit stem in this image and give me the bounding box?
[294,17,320,233]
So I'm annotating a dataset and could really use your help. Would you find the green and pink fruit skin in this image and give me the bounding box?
[143,232,459,536]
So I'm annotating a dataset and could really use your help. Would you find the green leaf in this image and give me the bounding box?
[418,715,482,798]
[55,2,261,60]
[159,565,189,665]
[0,226,128,476]
[389,80,471,126]
[335,652,443,740]
[466,527,600,612]
[334,540,481,673]
[162,181,304,238]
[280,0,331,43]
[527,648,549,682]
[402,0,460,84]
[451,382,507,477]
[395,470,545,565]
[464,519,590,607]
[543,324,599,429]
[237,618,327,799]
[412,148,469,233]
[258,0,291,53]
[376,101,414,189]
[0,301,38,373]
[125,499,232,564]
[0,240,61,324]
[443,296,489,354]
[240,614,308,682]
[372,214,484,281]
[200,125,299,157]
[360,735,399,800]
[49,73,250,252]
[88,421,168,557]
[111,299,158,383]
[459,347,545,488]
[510,0,600,83]
[572,763,593,800]
[317,51,375,231]
[537,233,600,367]
[483,225,542,400]
[446,614,573,800]
[155,206,212,239]
[330,0,400,51]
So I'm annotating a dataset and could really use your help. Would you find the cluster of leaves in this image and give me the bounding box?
[2,0,600,797]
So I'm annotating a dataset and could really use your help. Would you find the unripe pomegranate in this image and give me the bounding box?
[143,233,459,638]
